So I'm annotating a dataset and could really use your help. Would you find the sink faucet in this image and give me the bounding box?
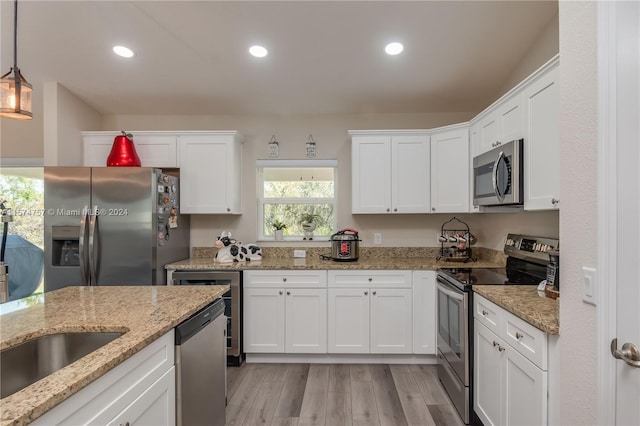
[0,200,13,303]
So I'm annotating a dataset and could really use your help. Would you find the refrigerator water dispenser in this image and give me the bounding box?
[51,226,80,266]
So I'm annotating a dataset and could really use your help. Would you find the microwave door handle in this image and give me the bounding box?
[492,151,506,202]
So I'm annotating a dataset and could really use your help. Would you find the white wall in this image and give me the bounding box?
[500,11,560,95]
[556,1,597,424]
[43,82,102,166]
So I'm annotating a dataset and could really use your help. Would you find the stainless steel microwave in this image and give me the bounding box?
[473,139,524,206]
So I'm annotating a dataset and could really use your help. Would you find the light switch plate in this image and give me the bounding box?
[582,266,597,306]
[293,249,306,258]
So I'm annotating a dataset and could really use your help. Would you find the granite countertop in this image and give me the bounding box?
[0,285,229,426]
[166,246,506,271]
[473,286,559,335]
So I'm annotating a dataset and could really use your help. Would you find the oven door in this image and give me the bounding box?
[436,275,469,385]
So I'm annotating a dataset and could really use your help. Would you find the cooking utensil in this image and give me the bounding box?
[330,228,360,261]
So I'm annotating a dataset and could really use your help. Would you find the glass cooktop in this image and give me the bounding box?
[438,258,547,290]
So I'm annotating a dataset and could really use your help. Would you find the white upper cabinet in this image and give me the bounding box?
[473,93,524,157]
[178,132,243,214]
[351,130,430,214]
[82,131,178,167]
[430,126,470,213]
[523,62,560,211]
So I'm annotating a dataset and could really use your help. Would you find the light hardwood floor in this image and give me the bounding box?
[225,364,464,426]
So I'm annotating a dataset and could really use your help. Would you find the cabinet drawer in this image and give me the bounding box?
[244,270,327,287]
[328,270,411,288]
[474,295,501,334]
[503,311,548,370]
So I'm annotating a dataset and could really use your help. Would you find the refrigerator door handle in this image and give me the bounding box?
[79,206,90,286]
[88,205,99,286]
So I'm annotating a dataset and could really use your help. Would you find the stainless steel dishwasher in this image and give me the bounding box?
[175,298,226,426]
[172,270,243,366]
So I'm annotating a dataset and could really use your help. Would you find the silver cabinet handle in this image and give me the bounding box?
[493,341,498,347]
[368,277,372,282]
[227,208,231,212]
[364,291,368,295]
[516,332,524,340]
[432,207,436,211]
[394,208,398,212]
[372,291,377,295]
[286,291,290,295]
[386,208,390,212]
[551,198,559,205]
[611,338,640,368]
[498,345,505,352]
[482,310,489,316]
[279,291,283,295]
[283,277,287,282]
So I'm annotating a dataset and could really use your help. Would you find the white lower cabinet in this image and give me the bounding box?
[474,295,548,426]
[243,270,328,354]
[327,270,412,354]
[412,271,436,354]
[33,331,175,426]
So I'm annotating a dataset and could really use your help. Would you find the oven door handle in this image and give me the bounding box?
[436,277,465,301]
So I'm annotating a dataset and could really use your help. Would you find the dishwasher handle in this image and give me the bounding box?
[175,298,225,345]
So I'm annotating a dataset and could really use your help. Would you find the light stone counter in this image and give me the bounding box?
[166,246,507,271]
[0,285,228,426]
[473,285,559,335]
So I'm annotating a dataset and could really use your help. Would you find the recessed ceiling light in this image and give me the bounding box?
[249,45,268,58]
[385,42,404,56]
[113,45,134,58]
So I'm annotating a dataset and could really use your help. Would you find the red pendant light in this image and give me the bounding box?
[106,131,141,167]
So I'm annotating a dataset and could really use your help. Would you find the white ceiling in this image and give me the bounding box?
[0,1,558,116]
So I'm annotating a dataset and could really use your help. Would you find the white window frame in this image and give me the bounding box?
[256,159,338,241]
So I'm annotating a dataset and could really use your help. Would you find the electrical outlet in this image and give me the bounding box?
[374,233,382,245]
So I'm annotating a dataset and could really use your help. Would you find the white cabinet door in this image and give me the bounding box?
[504,346,547,426]
[178,133,242,214]
[82,132,178,167]
[498,94,525,144]
[430,127,469,213]
[370,288,412,354]
[328,288,370,353]
[244,288,285,353]
[523,64,560,211]
[479,114,499,155]
[474,321,503,426]
[351,135,391,213]
[285,288,327,353]
[412,271,436,354]
[351,132,429,214]
[107,366,176,426]
[391,135,430,213]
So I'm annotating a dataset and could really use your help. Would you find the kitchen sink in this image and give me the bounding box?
[0,331,124,399]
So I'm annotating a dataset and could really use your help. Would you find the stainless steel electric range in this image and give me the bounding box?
[436,234,559,425]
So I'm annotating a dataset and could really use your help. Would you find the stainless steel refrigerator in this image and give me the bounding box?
[44,167,189,291]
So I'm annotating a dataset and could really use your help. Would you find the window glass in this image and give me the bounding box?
[258,162,337,240]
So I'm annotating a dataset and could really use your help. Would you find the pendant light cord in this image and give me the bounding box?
[13,0,18,70]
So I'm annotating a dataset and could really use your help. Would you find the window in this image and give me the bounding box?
[0,167,45,299]
[257,160,337,240]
